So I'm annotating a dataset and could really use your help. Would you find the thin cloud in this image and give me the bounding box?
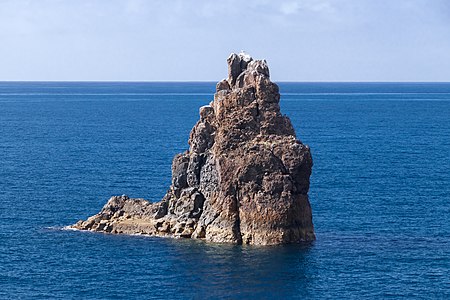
[279,0,334,15]
[0,0,449,81]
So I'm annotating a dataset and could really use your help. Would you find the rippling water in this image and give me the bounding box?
[1,82,449,299]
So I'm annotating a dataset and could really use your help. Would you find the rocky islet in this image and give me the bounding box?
[71,53,315,245]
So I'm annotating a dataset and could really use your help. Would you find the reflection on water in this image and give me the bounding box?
[165,238,314,298]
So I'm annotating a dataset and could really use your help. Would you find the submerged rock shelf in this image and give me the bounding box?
[71,53,315,245]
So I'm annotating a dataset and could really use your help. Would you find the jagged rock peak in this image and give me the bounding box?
[70,52,315,245]
[225,52,269,88]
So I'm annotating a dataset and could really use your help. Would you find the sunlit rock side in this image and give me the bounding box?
[71,52,315,245]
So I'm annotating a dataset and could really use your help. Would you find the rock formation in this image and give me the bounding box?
[71,52,315,245]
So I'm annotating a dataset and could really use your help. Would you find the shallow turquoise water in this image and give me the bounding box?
[1,82,449,299]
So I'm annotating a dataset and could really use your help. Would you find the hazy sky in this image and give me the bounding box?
[1,0,449,81]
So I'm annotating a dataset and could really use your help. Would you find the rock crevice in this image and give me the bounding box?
[71,52,315,245]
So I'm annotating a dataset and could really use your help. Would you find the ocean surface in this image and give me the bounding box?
[1,82,449,299]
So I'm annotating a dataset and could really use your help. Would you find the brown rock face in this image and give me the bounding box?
[71,53,315,245]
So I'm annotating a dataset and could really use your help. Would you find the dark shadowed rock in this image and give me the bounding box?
[71,52,315,245]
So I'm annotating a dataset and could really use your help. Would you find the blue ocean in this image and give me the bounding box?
[1,82,449,299]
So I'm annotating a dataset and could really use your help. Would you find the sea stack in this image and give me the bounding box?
[71,53,315,245]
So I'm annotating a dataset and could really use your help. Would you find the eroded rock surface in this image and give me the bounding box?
[71,52,315,245]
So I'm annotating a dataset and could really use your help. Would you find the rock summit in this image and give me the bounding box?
[71,52,315,245]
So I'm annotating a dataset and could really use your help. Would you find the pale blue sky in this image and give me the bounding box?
[1,0,449,81]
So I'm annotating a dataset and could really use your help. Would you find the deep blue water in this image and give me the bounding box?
[1,82,449,299]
